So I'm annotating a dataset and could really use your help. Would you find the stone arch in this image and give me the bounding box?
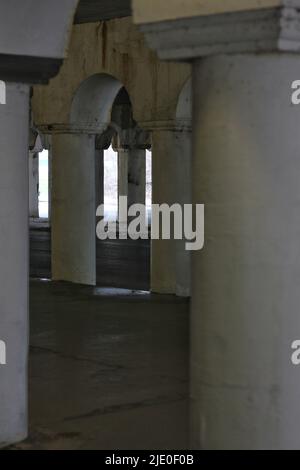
[80,75,150,291]
[70,73,124,132]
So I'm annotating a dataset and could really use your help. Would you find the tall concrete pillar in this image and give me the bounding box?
[190,53,300,450]
[51,133,96,285]
[151,128,192,296]
[0,82,29,446]
[173,130,191,297]
[151,130,176,294]
[29,152,39,218]
[191,54,300,450]
[136,2,300,449]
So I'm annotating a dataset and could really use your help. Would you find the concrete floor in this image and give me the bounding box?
[30,228,150,290]
[12,280,189,450]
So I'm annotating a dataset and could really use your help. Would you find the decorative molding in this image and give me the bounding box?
[140,6,300,61]
[114,127,152,150]
[95,127,116,149]
[37,120,192,136]
[36,122,108,135]
[139,119,192,132]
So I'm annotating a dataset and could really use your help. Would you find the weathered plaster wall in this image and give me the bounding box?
[32,17,191,129]
[132,0,292,24]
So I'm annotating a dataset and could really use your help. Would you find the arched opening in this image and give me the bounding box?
[70,73,123,130]
[29,132,51,222]
[38,149,49,219]
[29,131,52,280]
[93,80,151,291]
[104,144,118,220]
[70,74,151,290]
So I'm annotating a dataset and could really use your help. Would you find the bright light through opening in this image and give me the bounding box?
[146,150,152,222]
[104,145,118,221]
[38,150,49,219]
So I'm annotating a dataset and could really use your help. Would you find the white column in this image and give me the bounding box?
[191,54,300,450]
[151,129,191,296]
[0,82,29,446]
[151,130,176,294]
[174,130,191,297]
[51,133,96,285]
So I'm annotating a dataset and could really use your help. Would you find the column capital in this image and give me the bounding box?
[113,127,152,150]
[138,4,300,61]
[95,127,116,150]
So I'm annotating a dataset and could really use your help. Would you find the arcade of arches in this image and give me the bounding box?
[16,14,191,450]
[1,0,300,451]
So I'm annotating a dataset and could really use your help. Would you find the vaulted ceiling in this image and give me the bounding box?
[74,0,131,24]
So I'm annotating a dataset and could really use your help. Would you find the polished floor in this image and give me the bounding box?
[12,280,189,450]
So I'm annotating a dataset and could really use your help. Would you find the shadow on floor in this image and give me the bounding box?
[13,280,189,450]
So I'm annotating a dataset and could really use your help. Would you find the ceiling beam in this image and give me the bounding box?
[74,0,131,24]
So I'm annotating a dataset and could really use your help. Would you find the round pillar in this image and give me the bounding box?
[151,130,176,294]
[51,133,96,286]
[191,54,300,449]
[0,82,29,446]
[174,130,191,297]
